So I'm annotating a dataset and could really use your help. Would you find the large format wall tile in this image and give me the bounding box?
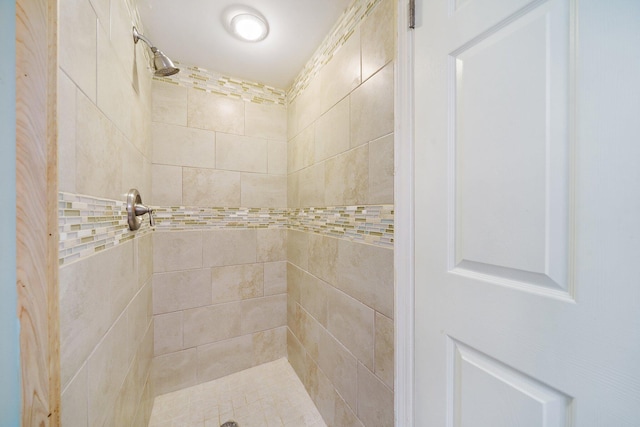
[308,234,338,285]
[257,229,287,262]
[252,327,287,365]
[315,97,350,162]
[299,272,331,327]
[75,92,122,200]
[151,164,182,206]
[202,229,257,267]
[375,312,394,389]
[182,167,242,207]
[241,294,287,335]
[264,261,287,296]
[317,327,358,410]
[196,335,253,383]
[153,231,203,273]
[294,77,322,137]
[325,144,369,206]
[350,62,394,148]
[216,133,268,173]
[211,263,264,304]
[245,102,287,141]
[327,288,375,370]
[154,311,183,355]
[58,72,77,193]
[59,0,97,101]
[298,163,325,208]
[268,141,287,175]
[60,242,134,387]
[152,268,211,314]
[152,81,188,126]
[288,125,315,173]
[152,348,197,395]
[361,0,396,81]
[61,362,88,426]
[368,133,395,204]
[241,173,287,207]
[87,313,131,426]
[187,88,245,134]
[320,30,362,114]
[337,239,394,319]
[183,302,242,348]
[356,362,394,427]
[152,122,216,169]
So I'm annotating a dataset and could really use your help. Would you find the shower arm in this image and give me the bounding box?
[132,27,158,52]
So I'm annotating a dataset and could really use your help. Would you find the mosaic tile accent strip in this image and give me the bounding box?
[150,0,382,106]
[153,64,287,106]
[58,192,152,266]
[288,205,394,247]
[287,0,383,102]
[152,206,289,230]
[59,192,394,264]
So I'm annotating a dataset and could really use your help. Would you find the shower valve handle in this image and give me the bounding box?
[134,203,155,227]
[126,188,155,230]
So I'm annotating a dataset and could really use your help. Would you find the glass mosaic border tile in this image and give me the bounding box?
[58,192,152,266]
[153,64,287,106]
[59,192,394,265]
[288,205,394,246]
[149,0,382,106]
[152,206,289,230]
[287,0,383,103]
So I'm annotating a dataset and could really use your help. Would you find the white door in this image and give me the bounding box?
[413,0,640,425]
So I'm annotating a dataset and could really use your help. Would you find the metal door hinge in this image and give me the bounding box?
[409,0,415,29]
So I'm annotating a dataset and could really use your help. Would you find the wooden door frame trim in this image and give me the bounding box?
[394,0,415,425]
[16,0,60,424]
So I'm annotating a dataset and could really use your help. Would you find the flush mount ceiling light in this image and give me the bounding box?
[223,6,269,42]
[231,13,268,41]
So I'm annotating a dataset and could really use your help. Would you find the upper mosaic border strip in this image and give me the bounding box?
[153,63,287,106]
[287,0,383,102]
[150,0,382,106]
[59,192,393,265]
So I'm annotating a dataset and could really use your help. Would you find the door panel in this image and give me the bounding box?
[450,339,571,427]
[451,0,571,297]
[413,0,640,425]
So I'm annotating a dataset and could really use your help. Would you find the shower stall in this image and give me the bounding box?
[26,0,397,425]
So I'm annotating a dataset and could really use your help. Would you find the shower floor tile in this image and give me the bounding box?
[148,358,327,427]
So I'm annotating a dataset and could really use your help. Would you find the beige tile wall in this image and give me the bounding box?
[287,3,395,209]
[149,53,289,397]
[58,0,154,425]
[60,237,155,427]
[150,82,287,208]
[58,2,394,427]
[286,0,395,426]
[151,229,288,395]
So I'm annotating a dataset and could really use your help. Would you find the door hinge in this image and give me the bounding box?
[409,0,415,29]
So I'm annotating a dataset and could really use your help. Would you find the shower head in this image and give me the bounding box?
[132,27,179,77]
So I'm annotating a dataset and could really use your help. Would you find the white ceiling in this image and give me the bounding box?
[136,0,353,89]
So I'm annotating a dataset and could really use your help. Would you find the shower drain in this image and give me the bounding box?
[220,422,239,427]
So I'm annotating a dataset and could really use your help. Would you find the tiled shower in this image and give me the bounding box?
[58,0,395,425]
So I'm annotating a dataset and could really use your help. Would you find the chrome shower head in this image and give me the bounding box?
[133,27,179,77]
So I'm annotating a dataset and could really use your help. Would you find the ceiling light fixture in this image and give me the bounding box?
[228,10,269,42]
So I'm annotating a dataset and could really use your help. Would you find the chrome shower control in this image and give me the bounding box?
[126,188,155,230]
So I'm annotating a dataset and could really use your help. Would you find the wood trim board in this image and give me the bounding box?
[15,0,60,424]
